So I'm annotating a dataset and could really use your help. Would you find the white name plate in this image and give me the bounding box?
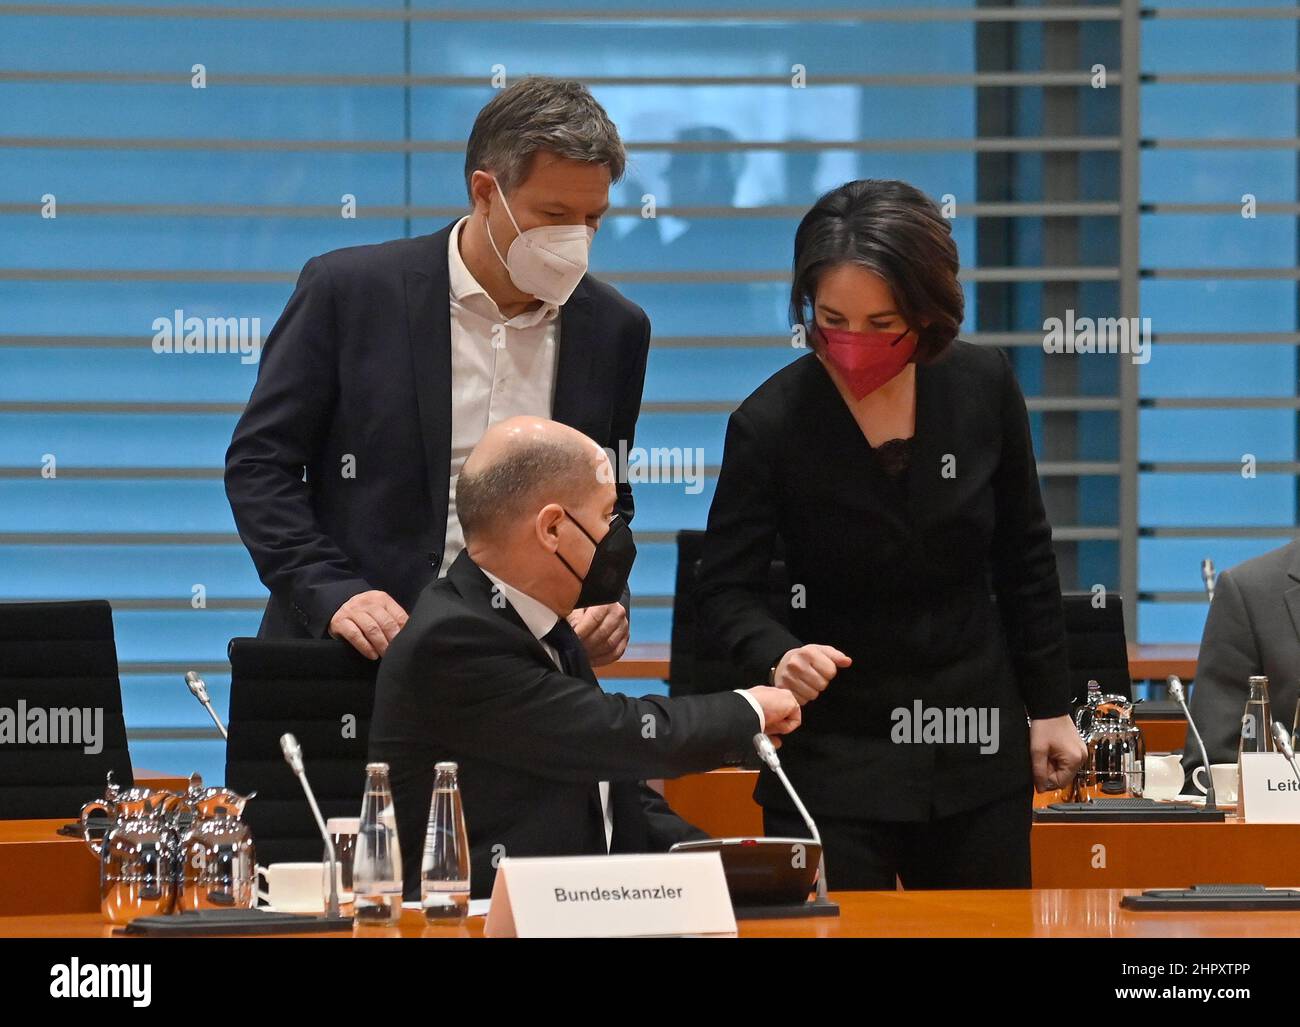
[1239,752,1300,822]
[484,851,736,938]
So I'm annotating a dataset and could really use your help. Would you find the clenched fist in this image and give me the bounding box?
[745,685,802,743]
[1030,714,1088,792]
[567,602,629,667]
[773,644,852,705]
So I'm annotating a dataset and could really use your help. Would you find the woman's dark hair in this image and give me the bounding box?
[789,179,963,363]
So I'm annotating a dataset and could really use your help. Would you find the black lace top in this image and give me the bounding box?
[873,437,913,478]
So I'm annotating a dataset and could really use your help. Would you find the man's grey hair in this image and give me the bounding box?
[458,437,597,542]
[464,76,626,199]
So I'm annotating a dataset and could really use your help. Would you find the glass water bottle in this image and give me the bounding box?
[353,762,403,925]
[1238,675,1276,800]
[1238,675,1275,756]
[421,761,471,923]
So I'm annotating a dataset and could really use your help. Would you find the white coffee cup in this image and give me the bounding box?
[256,862,327,913]
[1193,762,1238,804]
[1144,753,1185,799]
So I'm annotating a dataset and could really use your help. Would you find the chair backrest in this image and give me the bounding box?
[0,600,134,819]
[224,638,379,866]
[1060,591,1131,701]
[668,529,790,696]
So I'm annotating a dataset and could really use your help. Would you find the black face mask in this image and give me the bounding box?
[556,510,637,608]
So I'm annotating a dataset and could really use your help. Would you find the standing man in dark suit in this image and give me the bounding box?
[225,77,645,667]
[370,417,802,899]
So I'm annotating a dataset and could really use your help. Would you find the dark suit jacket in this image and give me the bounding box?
[369,551,761,900]
[1181,540,1300,784]
[224,221,650,638]
[695,342,1072,823]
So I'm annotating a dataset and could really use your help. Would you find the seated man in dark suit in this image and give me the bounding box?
[1181,539,1300,785]
[369,416,802,899]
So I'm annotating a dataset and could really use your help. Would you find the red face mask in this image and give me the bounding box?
[816,324,916,400]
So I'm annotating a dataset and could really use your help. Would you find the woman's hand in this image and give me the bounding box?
[1029,714,1088,792]
[774,644,852,705]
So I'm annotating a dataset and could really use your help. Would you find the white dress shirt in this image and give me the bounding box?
[478,567,766,854]
[441,215,560,576]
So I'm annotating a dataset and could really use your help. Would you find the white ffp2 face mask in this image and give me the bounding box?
[485,175,594,306]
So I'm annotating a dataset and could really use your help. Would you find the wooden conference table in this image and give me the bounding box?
[0,887,1296,937]
[663,769,1300,890]
[8,771,1293,918]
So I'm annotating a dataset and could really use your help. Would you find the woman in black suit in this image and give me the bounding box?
[696,179,1086,889]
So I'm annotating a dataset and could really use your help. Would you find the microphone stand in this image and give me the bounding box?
[1167,676,1216,811]
[1271,723,1300,788]
[280,733,342,920]
[184,671,228,740]
[754,734,833,910]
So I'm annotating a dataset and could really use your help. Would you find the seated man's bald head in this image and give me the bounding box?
[458,417,610,545]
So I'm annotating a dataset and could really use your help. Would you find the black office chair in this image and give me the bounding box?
[0,600,134,819]
[1060,591,1131,701]
[224,638,379,865]
[668,529,790,697]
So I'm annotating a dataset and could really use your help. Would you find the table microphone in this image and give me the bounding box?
[753,734,829,904]
[184,671,228,740]
[1271,722,1300,788]
[1167,675,1216,810]
[1201,559,1216,602]
[280,733,341,919]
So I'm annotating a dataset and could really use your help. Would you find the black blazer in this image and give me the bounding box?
[369,551,760,900]
[696,341,1072,823]
[224,221,651,639]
